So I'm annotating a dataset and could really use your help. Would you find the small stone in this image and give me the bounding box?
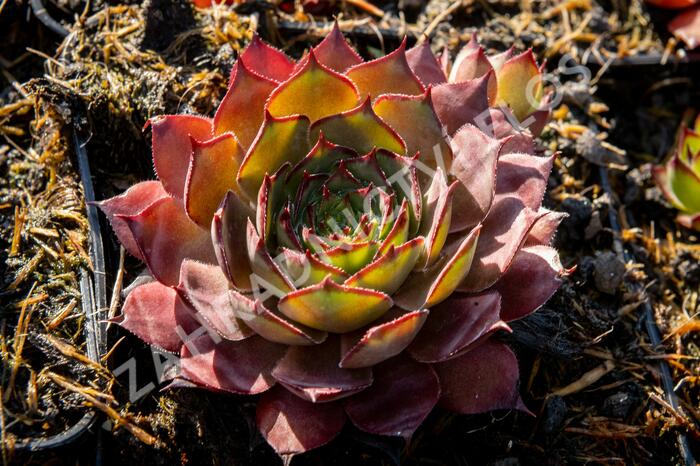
[541,395,567,435]
[560,196,592,241]
[602,387,642,419]
[593,251,625,295]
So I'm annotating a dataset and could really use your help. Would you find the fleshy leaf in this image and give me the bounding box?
[340,308,428,368]
[150,115,213,199]
[449,36,494,84]
[180,334,285,394]
[495,50,543,122]
[652,163,687,210]
[310,98,406,155]
[434,340,527,414]
[449,124,505,232]
[669,156,700,212]
[278,277,393,333]
[214,61,279,150]
[378,199,410,255]
[459,197,541,293]
[394,225,481,310]
[118,196,216,286]
[97,181,169,261]
[406,41,447,86]
[431,73,491,135]
[256,386,345,460]
[344,356,439,439]
[346,38,425,100]
[247,220,295,296]
[279,248,349,287]
[344,237,424,294]
[287,133,358,192]
[418,171,457,267]
[408,291,509,363]
[271,337,372,402]
[185,133,245,227]
[212,191,254,291]
[267,51,359,122]
[238,113,311,201]
[494,245,565,322]
[229,289,328,345]
[239,34,294,82]
[117,281,198,353]
[374,90,453,172]
[177,260,253,341]
[313,22,363,73]
[318,241,379,275]
[526,209,566,246]
[495,153,554,211]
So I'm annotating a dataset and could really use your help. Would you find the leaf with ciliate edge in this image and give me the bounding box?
[493,245,566,322]
[394,225,481,310]
[271,337,373,403]
[310,98,406,156]
[407,291,508,363]
[180,334,285,395]
[237,113,311,201]
[184,133,245,228]
[278,277,393,333]
[434,339,528,415]
[344,237,424,295]
[495,50,543,122]
[97,181,169,261]
[406,41,447,86]
[312,22,363,73]
[430,73,491,136]
[211,191,254,291]
[238,34,294,82]
[118,196,216,286]
[256,386,346,460]
[228,289,328,346]
[525,208,567,246]
[150,115,213,200]
[213,61,279,150]
[345,38,425,100]
[448,124,505,233]
[278,248,348,287]
[344,356,439,439]
[373,90,453,174]
[266,50,360,122]
[340,308,429,368]
[495,153,555,211]
[246,220,295,295]
[117,281,199,353]
[459,197,541,293]
[177,259,253,341]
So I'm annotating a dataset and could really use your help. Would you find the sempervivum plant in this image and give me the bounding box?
[99,25,567,460]
[653,112,700,230]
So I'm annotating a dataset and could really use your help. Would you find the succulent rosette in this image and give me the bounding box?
[653,112,700,230]
[99,26,567,460]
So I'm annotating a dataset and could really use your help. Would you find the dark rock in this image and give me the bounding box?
[541,396,567,435]
[560,196,592,241]
[602,385,643,420]
[593,251,625,295]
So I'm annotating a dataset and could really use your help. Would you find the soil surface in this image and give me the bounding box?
[1,1,698,465]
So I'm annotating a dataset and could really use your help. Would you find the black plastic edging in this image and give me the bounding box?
[11,130,108,452]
